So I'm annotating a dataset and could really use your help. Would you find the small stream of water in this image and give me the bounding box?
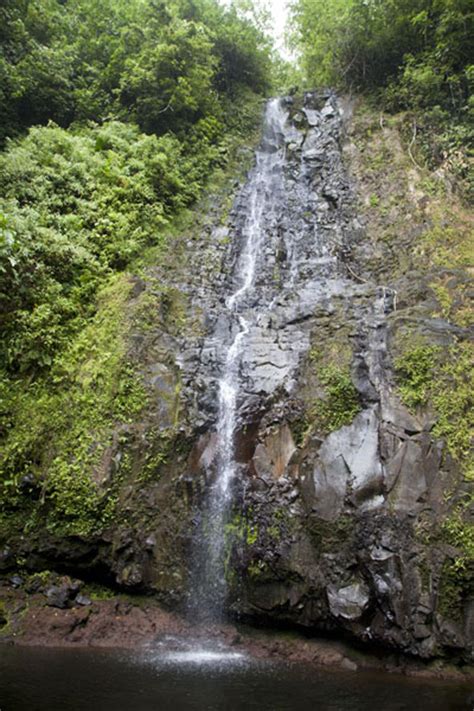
[191,99,288,620]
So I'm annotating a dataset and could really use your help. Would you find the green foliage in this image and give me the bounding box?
[313,365,361,434]
[0,0,272,144]
[394,345,439,409]
[290,0,353,87]
[291,0,472,103]
[0,116,232,375]
[0,59,264,542]
[290,0,473,190]
[437,513,474,621]
[0,124,149,371]
[292,343,360,445]
[0,0,270,384]
[0,274,150,536]
[395,341,473,475]
[0,0,270,541]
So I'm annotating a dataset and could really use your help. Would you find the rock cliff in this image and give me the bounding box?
[2,91,472,663]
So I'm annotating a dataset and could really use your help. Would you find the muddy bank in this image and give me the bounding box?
[1,576,471,684]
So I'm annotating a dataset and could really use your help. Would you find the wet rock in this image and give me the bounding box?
[386,441,429,510]
[74,594,92,607]
[311,407,384,517]
[10,575,23,588]
[381,396,422,434]
[44,577,82,609]
[25,576,44,594]
[327,581,370,620]
[45,585,73,609]
[0,547,14,571]
[311,453,348,521]
[253,424,296,480]
[302,107,320,127]
[144,535,156,551]
[340,657,358,671]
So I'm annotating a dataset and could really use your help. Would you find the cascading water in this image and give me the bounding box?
[190,98,289,621]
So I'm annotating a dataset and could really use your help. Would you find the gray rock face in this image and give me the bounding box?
[168,91,471,662]
[327,581,370,620]
[312,408,384,519]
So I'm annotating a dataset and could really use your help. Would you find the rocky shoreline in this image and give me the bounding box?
[1,575,472,684]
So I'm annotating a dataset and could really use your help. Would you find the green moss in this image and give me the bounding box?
[46,458,117,537]
[415,218,473,269]
[0,273,151,536]
[394,344,439,409]
[225,511,258,548]
[311,365,361,435]
[395,341,473,476]
[247,559,270,579]
[440,502,474,599]
[223,509,260,584]
[267,524,282,541]
[138,429,184,482]
[418,558,432,592]
[415,500,473,619]
[349,100,472,284]
[429,278,472,329]
[442,506,474,560]
[437,557,472,622]
[292,369,360,445]
[307,514,354,552]
[290,414,312,448]
[26,570,54,586]
[294,340,360,445]
[83,582,116,601]
[430,282,453,320]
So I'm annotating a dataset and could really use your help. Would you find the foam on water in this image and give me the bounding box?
[162,649,245,665]
[146,635,248,669]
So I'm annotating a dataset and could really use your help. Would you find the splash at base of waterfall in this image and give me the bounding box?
[152,635,247,668]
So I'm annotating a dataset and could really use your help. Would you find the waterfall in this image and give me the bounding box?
[190,98,289,620]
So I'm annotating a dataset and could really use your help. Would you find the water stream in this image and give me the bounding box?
[191,99,288,621]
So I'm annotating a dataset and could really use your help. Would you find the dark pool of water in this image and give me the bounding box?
[0,644,472,711]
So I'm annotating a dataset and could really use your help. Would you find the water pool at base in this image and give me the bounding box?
[0,645,472,711]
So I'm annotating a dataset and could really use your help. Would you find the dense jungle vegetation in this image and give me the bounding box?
[291,0,473,198]
[0,0,271,374]
[0,0,273,523]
